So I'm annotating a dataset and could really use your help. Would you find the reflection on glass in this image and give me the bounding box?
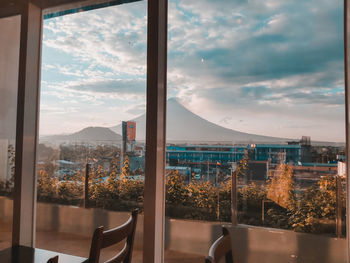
[0,15,20,250]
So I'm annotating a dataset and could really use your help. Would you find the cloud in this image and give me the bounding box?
[39,0,345,141]
[125,103,146,115]
[43,1,147,77]
[168,0,343,83]
[64,79,146,95]
[165,0,345,140]
[40,104,78,115]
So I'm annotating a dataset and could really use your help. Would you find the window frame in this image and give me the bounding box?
[1,0,349,262]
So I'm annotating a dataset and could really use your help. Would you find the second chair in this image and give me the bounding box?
[87,209,139,263]
[205,226,233,263]
[47,255,58,263]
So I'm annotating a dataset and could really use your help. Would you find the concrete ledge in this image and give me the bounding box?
[0,197,220,254]
[36,201,145,250]
[0,197,12,223]
[229,224,347,263]
[165,218,223,255]
[1,197,347,260]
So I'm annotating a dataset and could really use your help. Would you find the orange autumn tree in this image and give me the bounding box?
[267,163,295,210]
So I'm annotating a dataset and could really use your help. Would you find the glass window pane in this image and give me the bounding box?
[0,15,20,250]
[36,2,146,261]
[166,0,346,261]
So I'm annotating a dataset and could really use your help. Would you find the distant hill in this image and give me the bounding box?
[110,98,289,144]
[40,99,343,146]
[40,127,121,144]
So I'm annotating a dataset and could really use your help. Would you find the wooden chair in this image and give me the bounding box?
[87,209,138,263]
[205,227,233,263]
[47,255,59,263]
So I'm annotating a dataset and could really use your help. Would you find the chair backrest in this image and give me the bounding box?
[205,227,233,263]
[47,255,59,263]
[88,209,138,263]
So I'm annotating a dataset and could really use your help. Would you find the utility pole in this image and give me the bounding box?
[216,162,220,219]
[217,188,220,220]
[336,175,342,237]
[229,162,237,225]
[84,163,90,208]
[207,159,209,182]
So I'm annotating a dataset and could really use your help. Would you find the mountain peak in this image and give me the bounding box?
[110,98,285,143]
[167,97,179,103]
[167,97,187,109]
[41,126,121,143]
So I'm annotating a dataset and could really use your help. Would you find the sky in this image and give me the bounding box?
[40,0,345,142]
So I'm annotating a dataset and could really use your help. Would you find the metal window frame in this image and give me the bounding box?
[2,0,350,262]
[143,0,168,261]
[345,0,350,261]
[0,0,167,261]
[12,2,42,247]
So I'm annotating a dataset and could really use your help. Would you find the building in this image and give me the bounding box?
[251,144,301,164]
[166,144,245,166]
[166,143,301,178]
[122,121,136,154]
[246,161,269,182]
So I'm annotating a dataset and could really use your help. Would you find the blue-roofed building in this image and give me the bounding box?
[166,145,246,167]
[165,144,302,183]
[251,144,301,164]
[166,144,301,168]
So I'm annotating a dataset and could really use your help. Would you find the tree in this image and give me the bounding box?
[235,150,250,215]
[267,163,295,210]
[166,170,187,206]
[289,175,338,233]
[235,150,249,179]
[186,181,217,220]
[37,170,57,201]
[121,155,130,178]
[238,182,267,225]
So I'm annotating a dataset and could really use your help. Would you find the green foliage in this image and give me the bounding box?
[238,182,266,225]
[88,166,143,210]
[0,150,342,236]
[289,175,340,233]
[240,182,266,209]
[165,171,220,221]
[37,170,57,200]
[186,181,217,219]
[264,170,342,234]
[235,151,249,178]
[265,205,290,229]
[57,178,81,200]
[166,171,188,206]
[218,180,232,221]
[89,175,113,209]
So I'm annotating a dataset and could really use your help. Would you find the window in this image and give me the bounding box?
[0,14,20,250]
[36,1,147,260]
[166,0,346,260]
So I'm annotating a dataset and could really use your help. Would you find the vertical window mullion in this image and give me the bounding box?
[12,2,42,248]
[143,0,168,261]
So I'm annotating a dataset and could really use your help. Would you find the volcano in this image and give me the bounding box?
[110,98,287,144]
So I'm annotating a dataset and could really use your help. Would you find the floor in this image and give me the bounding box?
[0,221,204,262]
